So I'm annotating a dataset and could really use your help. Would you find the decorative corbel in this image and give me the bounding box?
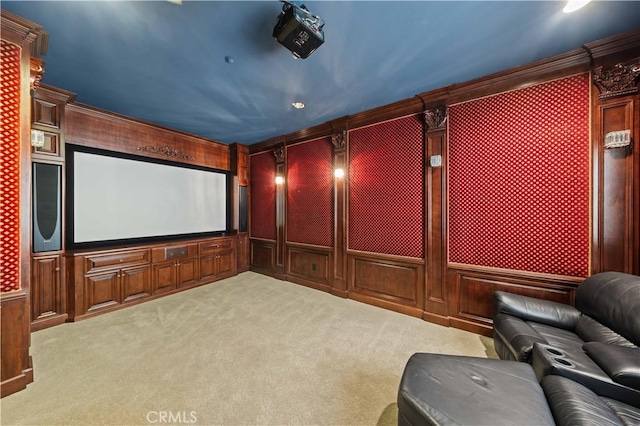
[424,106,447,131]
[29,57,45,90]
[331,130,346,152]
[593,60,640,100]
[273,146,285,164]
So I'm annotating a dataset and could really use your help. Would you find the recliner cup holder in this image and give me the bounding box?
[545,347,564,356]
[553,357,574,367]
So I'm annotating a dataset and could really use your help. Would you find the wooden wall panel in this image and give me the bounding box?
[286,245,332,292]
[348,253,424,317]
[424,120,448,325]
[66,104,229,170]
[593,95,639,274]
[0,293,33,398]
[250,240,276,271]
[448,266,580,335]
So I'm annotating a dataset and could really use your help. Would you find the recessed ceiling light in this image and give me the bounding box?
[563,0,591,13]
[292,101,306,109]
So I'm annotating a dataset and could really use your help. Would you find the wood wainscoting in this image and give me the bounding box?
[446,264,582,336]
[286,243,333,293]
[250,238,278,276]
[0,292,34,398]
[348,252,425,318]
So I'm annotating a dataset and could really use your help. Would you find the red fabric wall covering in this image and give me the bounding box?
[286,138,334,247]
[0,40,22,292]
[250,151,276,240]
[448,74,590,277]
[348,114,424,258]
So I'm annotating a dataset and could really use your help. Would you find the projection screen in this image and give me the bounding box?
[68,146,228,247]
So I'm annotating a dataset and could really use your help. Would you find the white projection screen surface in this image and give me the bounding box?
[71,150,228,244]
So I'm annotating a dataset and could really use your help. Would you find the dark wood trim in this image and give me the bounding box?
[66,103,230,170]
[424,110,448,320]
[332,130,347,296]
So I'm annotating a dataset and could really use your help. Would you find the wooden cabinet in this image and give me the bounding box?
[31,253,67,331]
[200,237,237,281]
[66,236,237,320]
[29,86,74,331]
[151,243,199,294]
[31,85,74,161]
[81,249,151,315]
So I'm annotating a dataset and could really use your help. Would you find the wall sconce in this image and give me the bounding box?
[334,168,345,179]
[31,129,45,148]
[275,175,285,185]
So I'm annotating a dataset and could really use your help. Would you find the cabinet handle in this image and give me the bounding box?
[54,267,61,272]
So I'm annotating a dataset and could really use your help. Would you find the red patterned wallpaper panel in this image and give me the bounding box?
[348,114,424,258]
[0,40,22,292]
[448,74,590,277]
[286,138,334,247]
[250,151,276,240]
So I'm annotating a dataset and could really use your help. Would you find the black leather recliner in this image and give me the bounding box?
[493,271,640,363]
[493,271,640,407]
[397,353,640,426]
[397,272,640,425]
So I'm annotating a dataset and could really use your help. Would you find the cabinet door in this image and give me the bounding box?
[122,265,151,302]
[177,257,199,288]
[216,249,236,279]
[31,254,64,323]
[85,271,120,313]
[152,261,176,295]
[199,255,216,282]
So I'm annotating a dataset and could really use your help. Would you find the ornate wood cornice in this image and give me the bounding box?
[29,57,44,90]
[1,10,48,55]
[137,145,194,161]
[593,60,640,100]
[273,146,285,164]
[424,107,447,130]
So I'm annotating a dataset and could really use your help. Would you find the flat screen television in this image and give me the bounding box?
[66,144,231,250]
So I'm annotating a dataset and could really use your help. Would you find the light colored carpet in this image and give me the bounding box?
[1,272,496,425]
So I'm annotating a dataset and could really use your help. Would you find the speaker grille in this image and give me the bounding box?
[33,163,62,252]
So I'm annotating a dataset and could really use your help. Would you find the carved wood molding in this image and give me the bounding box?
[593,60,640,100]
[424,106,447,130]
[137,145,194,161]
[331,131,346,151]
[273,146,285,164]
[29,57,44,90]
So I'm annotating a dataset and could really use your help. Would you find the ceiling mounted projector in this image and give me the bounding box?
[273,1,324,59]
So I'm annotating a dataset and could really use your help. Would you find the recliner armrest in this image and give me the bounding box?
[493,313,548,362]
[584,342,640,391]
[494,291,581,331]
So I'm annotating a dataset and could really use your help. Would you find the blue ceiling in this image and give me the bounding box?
[4,1,640,145]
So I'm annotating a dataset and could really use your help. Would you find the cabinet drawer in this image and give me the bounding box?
[151,244,198,263]
[199,238,234,254]
[85,250,150,274]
